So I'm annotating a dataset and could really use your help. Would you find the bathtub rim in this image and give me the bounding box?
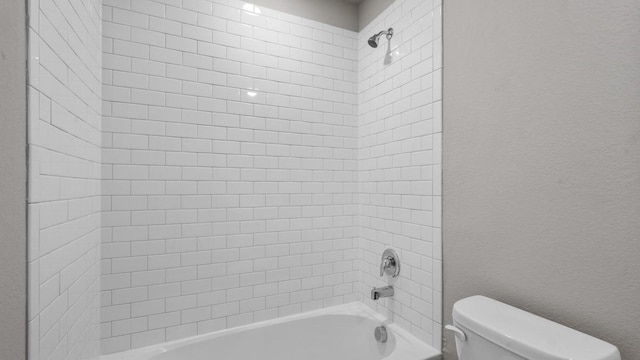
[101,301,440,360]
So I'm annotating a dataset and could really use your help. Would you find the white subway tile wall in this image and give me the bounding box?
[27,0,103,359]
[101,0,359,353]
[357,0,443,349]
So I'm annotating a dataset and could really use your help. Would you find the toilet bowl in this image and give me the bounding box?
[447,296,621,360]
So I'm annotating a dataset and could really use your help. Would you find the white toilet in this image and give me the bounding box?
[447,295,621,360]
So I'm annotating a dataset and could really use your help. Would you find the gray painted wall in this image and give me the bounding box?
[357,0,395,30]
[443,1,640,359]
[246,0,396,32]
[248,0,359,31]
[0,0,27,359]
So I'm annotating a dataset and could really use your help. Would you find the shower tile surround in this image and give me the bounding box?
[357,0,443,346]
[95,0,441,354]
[27,0,103,358]
[100,0,359,352]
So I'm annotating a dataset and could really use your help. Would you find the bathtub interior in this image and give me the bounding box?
[101,302,440,360]
[154,315,395,360]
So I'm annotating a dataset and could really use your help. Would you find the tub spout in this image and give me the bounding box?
[371,286,394,300]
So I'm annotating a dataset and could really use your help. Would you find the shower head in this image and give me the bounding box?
[368,28,394,48]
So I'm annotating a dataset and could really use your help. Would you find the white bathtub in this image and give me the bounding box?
[101,302,440,360]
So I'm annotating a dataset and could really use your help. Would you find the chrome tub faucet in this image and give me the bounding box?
[371,285,394,300]
[371,248,400,300]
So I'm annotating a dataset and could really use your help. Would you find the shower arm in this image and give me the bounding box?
[374,28,394,41]
[382,28,393,40]
[368,28,394,48]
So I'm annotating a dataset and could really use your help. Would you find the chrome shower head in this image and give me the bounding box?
[368,33,382,48]
[368,28,394,48]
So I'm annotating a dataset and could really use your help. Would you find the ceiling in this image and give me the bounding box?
[341,0,366,4]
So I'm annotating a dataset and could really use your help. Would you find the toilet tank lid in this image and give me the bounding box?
[452,296,621,360]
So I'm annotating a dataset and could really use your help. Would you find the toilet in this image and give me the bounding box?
[447,296,621,360]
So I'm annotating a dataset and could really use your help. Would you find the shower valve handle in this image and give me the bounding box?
[380,257,394,276]
[379,249,400,277]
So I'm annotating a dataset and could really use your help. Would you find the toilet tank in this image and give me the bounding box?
[451,296,621,360]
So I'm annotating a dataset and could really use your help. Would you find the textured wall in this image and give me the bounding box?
[443,0,640,358]
[357,0,442,349]
[357,0,395,31]
[246,0,359,31]
[27,0,103,358]
[0,0,27,359]
[100,0,358,353]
